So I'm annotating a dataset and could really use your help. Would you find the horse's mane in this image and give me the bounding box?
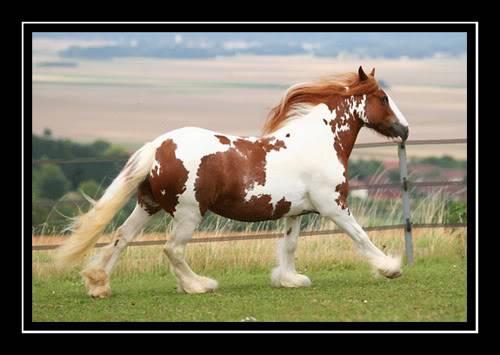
[262,72,379,135]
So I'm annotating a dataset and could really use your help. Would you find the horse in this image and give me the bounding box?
[55,66,409,298]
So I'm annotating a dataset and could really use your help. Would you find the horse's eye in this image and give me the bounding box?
[380,96,389,105]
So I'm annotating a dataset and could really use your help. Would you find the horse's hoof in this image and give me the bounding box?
[89,285,111,298]
[271,268,312,288]
[381,269,402,279]
[81,267,111,298]
[180,277,218,294]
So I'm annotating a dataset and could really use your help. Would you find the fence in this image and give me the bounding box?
[32,138,468,264]
[32,223,467,251]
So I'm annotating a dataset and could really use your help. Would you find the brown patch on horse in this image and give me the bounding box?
[147,139,189,217]
[286,133,290,137]
[363,89,400,137]
[334,181,349,212]
[274,197,292,217]
[327,100,364,214]
[215,134,231,145]
[333,101,364,155]
[137,179,161,215]
[286,227,292,235]
[194,137,291,222]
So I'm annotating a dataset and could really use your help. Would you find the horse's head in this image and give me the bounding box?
[357,66,409,141]
[263,67,409,142]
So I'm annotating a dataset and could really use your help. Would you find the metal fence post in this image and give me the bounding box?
[398,143,414,265]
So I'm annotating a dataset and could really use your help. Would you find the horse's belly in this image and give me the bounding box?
[208,189,313,222]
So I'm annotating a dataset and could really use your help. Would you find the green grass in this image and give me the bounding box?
[32,256,466,322]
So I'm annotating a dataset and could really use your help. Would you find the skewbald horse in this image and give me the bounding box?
[55,66,409,298]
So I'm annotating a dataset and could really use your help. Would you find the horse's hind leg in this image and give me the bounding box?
[81,202,155,298]
[271,216,311,288]
[164,207,218,294]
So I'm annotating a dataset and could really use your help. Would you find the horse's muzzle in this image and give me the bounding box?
[390,123,409,142]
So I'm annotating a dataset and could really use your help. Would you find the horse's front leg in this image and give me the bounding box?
[329,209,402,278]
[271,216,312,288]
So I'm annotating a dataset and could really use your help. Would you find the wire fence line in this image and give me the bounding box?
[353,138,467,149]
[32,138,468,165]
[32,222,467,251]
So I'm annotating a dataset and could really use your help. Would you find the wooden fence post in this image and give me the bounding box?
[398,142,414,265]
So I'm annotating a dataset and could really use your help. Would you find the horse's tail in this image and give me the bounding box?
[54,142,157,270]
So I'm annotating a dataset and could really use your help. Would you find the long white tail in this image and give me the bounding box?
[54,142,157,270]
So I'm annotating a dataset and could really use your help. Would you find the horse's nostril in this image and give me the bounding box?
[390,123,409,141]
[402,126,409,140]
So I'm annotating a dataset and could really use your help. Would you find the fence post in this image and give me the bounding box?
[398,142,414,266]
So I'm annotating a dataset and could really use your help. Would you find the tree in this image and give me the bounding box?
[43,128,52,139]
[32,172,41,202]
[104,145,129,157]
[35,164,71,200]
[92,140,111,154]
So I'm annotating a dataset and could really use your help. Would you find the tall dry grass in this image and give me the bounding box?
[32,187,467,279]
[33,227,466,279]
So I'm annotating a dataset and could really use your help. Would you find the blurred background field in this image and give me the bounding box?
[30,31,469,323]
[32,32,467,158]
[31,32,468,237]
[30,32,468,243]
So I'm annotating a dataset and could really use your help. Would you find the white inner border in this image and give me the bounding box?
[24,21,478,334]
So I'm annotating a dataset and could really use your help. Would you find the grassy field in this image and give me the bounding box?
[32,258,466,322]
[32,229,467,322]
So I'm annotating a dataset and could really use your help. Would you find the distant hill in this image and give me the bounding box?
[33,32,466,60]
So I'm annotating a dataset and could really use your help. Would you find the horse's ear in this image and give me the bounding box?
[358,66,368,81]
[370,67,375,77]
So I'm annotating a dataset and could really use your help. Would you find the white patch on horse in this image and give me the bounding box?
[387,94,409,127]
[347,95,368,123]
[150,159,161,177]
[333,122,350,151]
[341,111,350,123]
[242,146,285,212]
[161,189,166,196]
[245,136,260,142]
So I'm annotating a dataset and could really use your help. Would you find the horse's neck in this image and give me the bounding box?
[285,101,363,163]
[332,110,363,164]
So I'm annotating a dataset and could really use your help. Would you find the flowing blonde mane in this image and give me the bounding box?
[262,72,380,135]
